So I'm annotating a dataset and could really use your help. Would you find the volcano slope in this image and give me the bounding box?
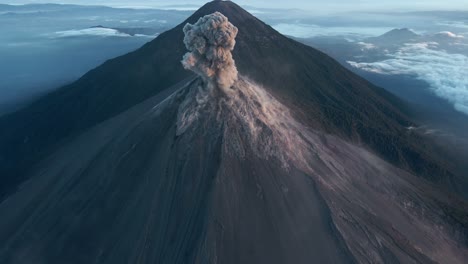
[1,0,467,200]
[1,2,468,264]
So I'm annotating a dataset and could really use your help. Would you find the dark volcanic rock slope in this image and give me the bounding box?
[0,78,352,264]
[0,76,467,264]
[0,1,468,264]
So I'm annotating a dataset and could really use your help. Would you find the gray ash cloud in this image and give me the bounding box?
[181,12,239,92]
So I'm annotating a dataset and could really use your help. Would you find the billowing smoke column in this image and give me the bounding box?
[182,12,239,91]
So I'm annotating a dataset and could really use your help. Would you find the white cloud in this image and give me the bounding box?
[436,21,468,29]
[144,19,167,24]
[273,23,392,39]
[348,42,468,115]
[55,28,131,37]
[357,42,376,50]
[53,28,155,38]
[435,31,464,38]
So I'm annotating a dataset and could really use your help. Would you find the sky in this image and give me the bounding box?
[4,0,468,12]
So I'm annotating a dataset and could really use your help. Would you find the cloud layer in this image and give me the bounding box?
[348,42,468,115]
[54,27,156,38]
[273,23,392,39]
[55,28,132,37]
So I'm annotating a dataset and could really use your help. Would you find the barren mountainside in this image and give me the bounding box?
[0,1,467,263]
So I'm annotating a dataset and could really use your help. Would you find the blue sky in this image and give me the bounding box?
[5,0,468,12]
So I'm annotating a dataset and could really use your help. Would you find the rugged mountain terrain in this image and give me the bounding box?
[2,1,466,200]
[0,1,467,263]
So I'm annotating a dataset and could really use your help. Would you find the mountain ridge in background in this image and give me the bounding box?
[0,1,467,263]
[366,28,420,44]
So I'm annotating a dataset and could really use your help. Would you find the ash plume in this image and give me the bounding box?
[182,12,239,92]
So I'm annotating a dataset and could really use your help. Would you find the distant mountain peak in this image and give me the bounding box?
[367,27,419,44]
[383,28,419,37]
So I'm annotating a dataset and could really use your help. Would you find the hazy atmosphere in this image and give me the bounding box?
[1,1,468,263]
[5,0,468,11]
[2,0,467,125]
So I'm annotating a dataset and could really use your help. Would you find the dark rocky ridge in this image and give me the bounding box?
[1,1,465,201]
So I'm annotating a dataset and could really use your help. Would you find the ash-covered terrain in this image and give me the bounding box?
[0,1,467,263]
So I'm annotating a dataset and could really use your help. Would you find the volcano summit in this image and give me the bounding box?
[0,1,467,264]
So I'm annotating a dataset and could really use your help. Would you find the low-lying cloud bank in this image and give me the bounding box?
[54,28,155,38]
[55,28,131,37]
[273,23,392,39]
[348,42,468,115]
[435,31,465,39]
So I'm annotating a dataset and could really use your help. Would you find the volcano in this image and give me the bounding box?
[0,1,467,263]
